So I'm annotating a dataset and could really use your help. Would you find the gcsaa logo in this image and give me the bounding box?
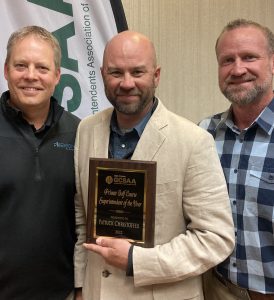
[105,176,113,184]
[105,174,137,186]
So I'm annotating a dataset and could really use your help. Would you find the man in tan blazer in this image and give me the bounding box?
[74,30,235,300]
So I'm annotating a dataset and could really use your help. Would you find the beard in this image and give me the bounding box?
[223,84,269,105]
[111,99,149,115]
[221,73,273,106]
[106,86,156,115]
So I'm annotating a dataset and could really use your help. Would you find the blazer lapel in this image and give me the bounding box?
[132,100,168,161]
[132,125,166,161]
[92,101,168,161]
[93,110,112,158]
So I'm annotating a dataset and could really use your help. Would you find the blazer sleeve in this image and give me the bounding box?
[133,130,235,287]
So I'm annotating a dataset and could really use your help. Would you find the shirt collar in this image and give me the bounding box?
[255,98,274,135]
[215,97,274,135]
[31,103,53,133]
[2,90,55,133]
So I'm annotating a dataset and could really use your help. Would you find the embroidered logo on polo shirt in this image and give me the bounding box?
[53,141,74,151]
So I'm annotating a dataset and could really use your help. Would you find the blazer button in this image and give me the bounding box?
[102,269,111,278]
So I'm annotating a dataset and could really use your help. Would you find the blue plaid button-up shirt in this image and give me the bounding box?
[199,98,274,294]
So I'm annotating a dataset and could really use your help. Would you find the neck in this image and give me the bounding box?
[23,109,49,130]
[20,102,50,130]
[232,95,273,130]
[8,98,51,130]
[116,101,153,129]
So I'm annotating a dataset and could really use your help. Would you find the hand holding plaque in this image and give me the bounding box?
[87,158,156,247]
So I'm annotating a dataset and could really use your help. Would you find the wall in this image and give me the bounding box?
[121,0,274,123]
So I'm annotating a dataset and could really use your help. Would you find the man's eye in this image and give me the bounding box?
[132,70,144,77]
[15,64,26,70]
[109,71,121,77]
[38,66,49,73]
[220,58,234,66]
[243,56,256,61]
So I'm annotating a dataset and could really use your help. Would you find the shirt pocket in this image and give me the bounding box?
[249,166,274,189]
[249,166,274,220]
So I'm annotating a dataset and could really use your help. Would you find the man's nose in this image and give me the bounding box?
[24,66,38,79]
[120,73,135,89]
[230,59,247,76]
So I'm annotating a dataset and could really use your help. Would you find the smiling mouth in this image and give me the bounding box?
[231,81,250,85]
[117,94,139,101]
[228,76,255,84]
[22,87,42,90]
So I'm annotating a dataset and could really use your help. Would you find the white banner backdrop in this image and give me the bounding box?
[0,0,128,119]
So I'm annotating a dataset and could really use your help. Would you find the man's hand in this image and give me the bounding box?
[83,237,131,270]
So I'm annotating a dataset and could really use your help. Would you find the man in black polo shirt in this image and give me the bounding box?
[0,26,81,299]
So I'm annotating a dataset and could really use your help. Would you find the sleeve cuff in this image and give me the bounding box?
[126,244,134,276]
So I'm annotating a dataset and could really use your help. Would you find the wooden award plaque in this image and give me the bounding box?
[87,158,156,247]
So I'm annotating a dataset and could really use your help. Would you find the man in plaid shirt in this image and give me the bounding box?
[200,19,274,300]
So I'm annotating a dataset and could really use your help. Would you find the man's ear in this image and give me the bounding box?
[154,66,161,88]
[4,63,9,80]
[55,68,61,85]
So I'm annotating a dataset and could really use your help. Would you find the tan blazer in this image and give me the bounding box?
[74,99,235,300]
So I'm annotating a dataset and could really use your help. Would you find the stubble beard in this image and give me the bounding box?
[222,76,273,106]
[107,88,155,115]
[112,98,149,115]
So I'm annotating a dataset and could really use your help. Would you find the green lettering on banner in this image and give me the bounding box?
[27,0,73,16]
[52,22,81,113]
[27,0,85,114]
[53,22,78,72]
[54,74,81,112]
